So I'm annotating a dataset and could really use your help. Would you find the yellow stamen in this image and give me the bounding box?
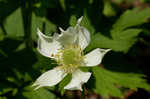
[54,45,84,73]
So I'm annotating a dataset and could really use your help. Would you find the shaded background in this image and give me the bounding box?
[0,0,150,99]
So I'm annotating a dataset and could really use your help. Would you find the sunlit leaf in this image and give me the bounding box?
[4,8,24,37]
[86,33,136,52]
[23,87,59,99]
[87,8,150,53]
[92,67,150,98]
[31,13,57,40]
[111,8,150,33]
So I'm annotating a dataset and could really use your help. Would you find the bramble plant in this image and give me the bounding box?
[0,0,150,99]
[32,17,110,91]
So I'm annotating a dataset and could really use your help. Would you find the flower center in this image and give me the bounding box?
[56,45,84,73]
[62,48,79,65]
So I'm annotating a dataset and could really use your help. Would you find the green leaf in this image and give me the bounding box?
[111,7,150,41]
[0,27,4,41]
[92,67,150,98]
[33,49,57,71]
[81,10,95,35]
[31,13,57,41]
[111,8,150,33]
[103,0,116,17]
[111,29,142,40]
[23,87,58,99]
[59,0,66,11]
[86,8,150,53]
[80,67,91,72]
[86,33,136,52]
[0,82,13,96]
[4,8,24,38]
[58,74,72,95]
[69,13,95,35]
[69,15,77,27]
[0,96,7,99]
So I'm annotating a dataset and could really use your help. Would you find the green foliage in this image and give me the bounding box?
[4,8,24,38]
[87,8,150,53]
[59,0,66,11]
[31,13,57,40]
[69,15,77,27]
[23,87,58,99]
[58,74,72,95]
[87,33,136,52]
[103,0,116,17]
[69,13,95,35]
[80,11,95,35]
[69,12,95,35]
[0,0,150,98]
[92,67,150,98]
[111,8,150,33]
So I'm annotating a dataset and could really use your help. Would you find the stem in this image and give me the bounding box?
[21,1,33,49]
[81,86,86,99]
[0,23,7,35]
[42,21,46,33]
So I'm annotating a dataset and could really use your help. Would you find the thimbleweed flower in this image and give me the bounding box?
[32,17,110,91]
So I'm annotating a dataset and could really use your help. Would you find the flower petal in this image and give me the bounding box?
[37,29,61,58]
[84,48,111,67]
[58,27,78,46]
[32,67,67,90]
[77,16,83,25]
[77,26,90,50]
[64,69,91,91]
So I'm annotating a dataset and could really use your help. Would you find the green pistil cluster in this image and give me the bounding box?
[56,45,84,73]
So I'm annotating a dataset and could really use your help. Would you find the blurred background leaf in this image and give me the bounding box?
[23,87,59,99]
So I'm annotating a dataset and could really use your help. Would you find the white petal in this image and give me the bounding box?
[64,69,91,91]
[77,16,83,25]
[84,48,111,67]
[77,26,90,50]
[37,28,52,39]
[58,27,78,46]
[32,67,67,90]
[37,29,61,58]
[59,27,65,32]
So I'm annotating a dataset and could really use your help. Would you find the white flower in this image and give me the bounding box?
[32,17,110,91]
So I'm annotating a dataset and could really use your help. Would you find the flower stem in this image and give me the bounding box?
[21,1,33,50]
[81,86,86,99]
